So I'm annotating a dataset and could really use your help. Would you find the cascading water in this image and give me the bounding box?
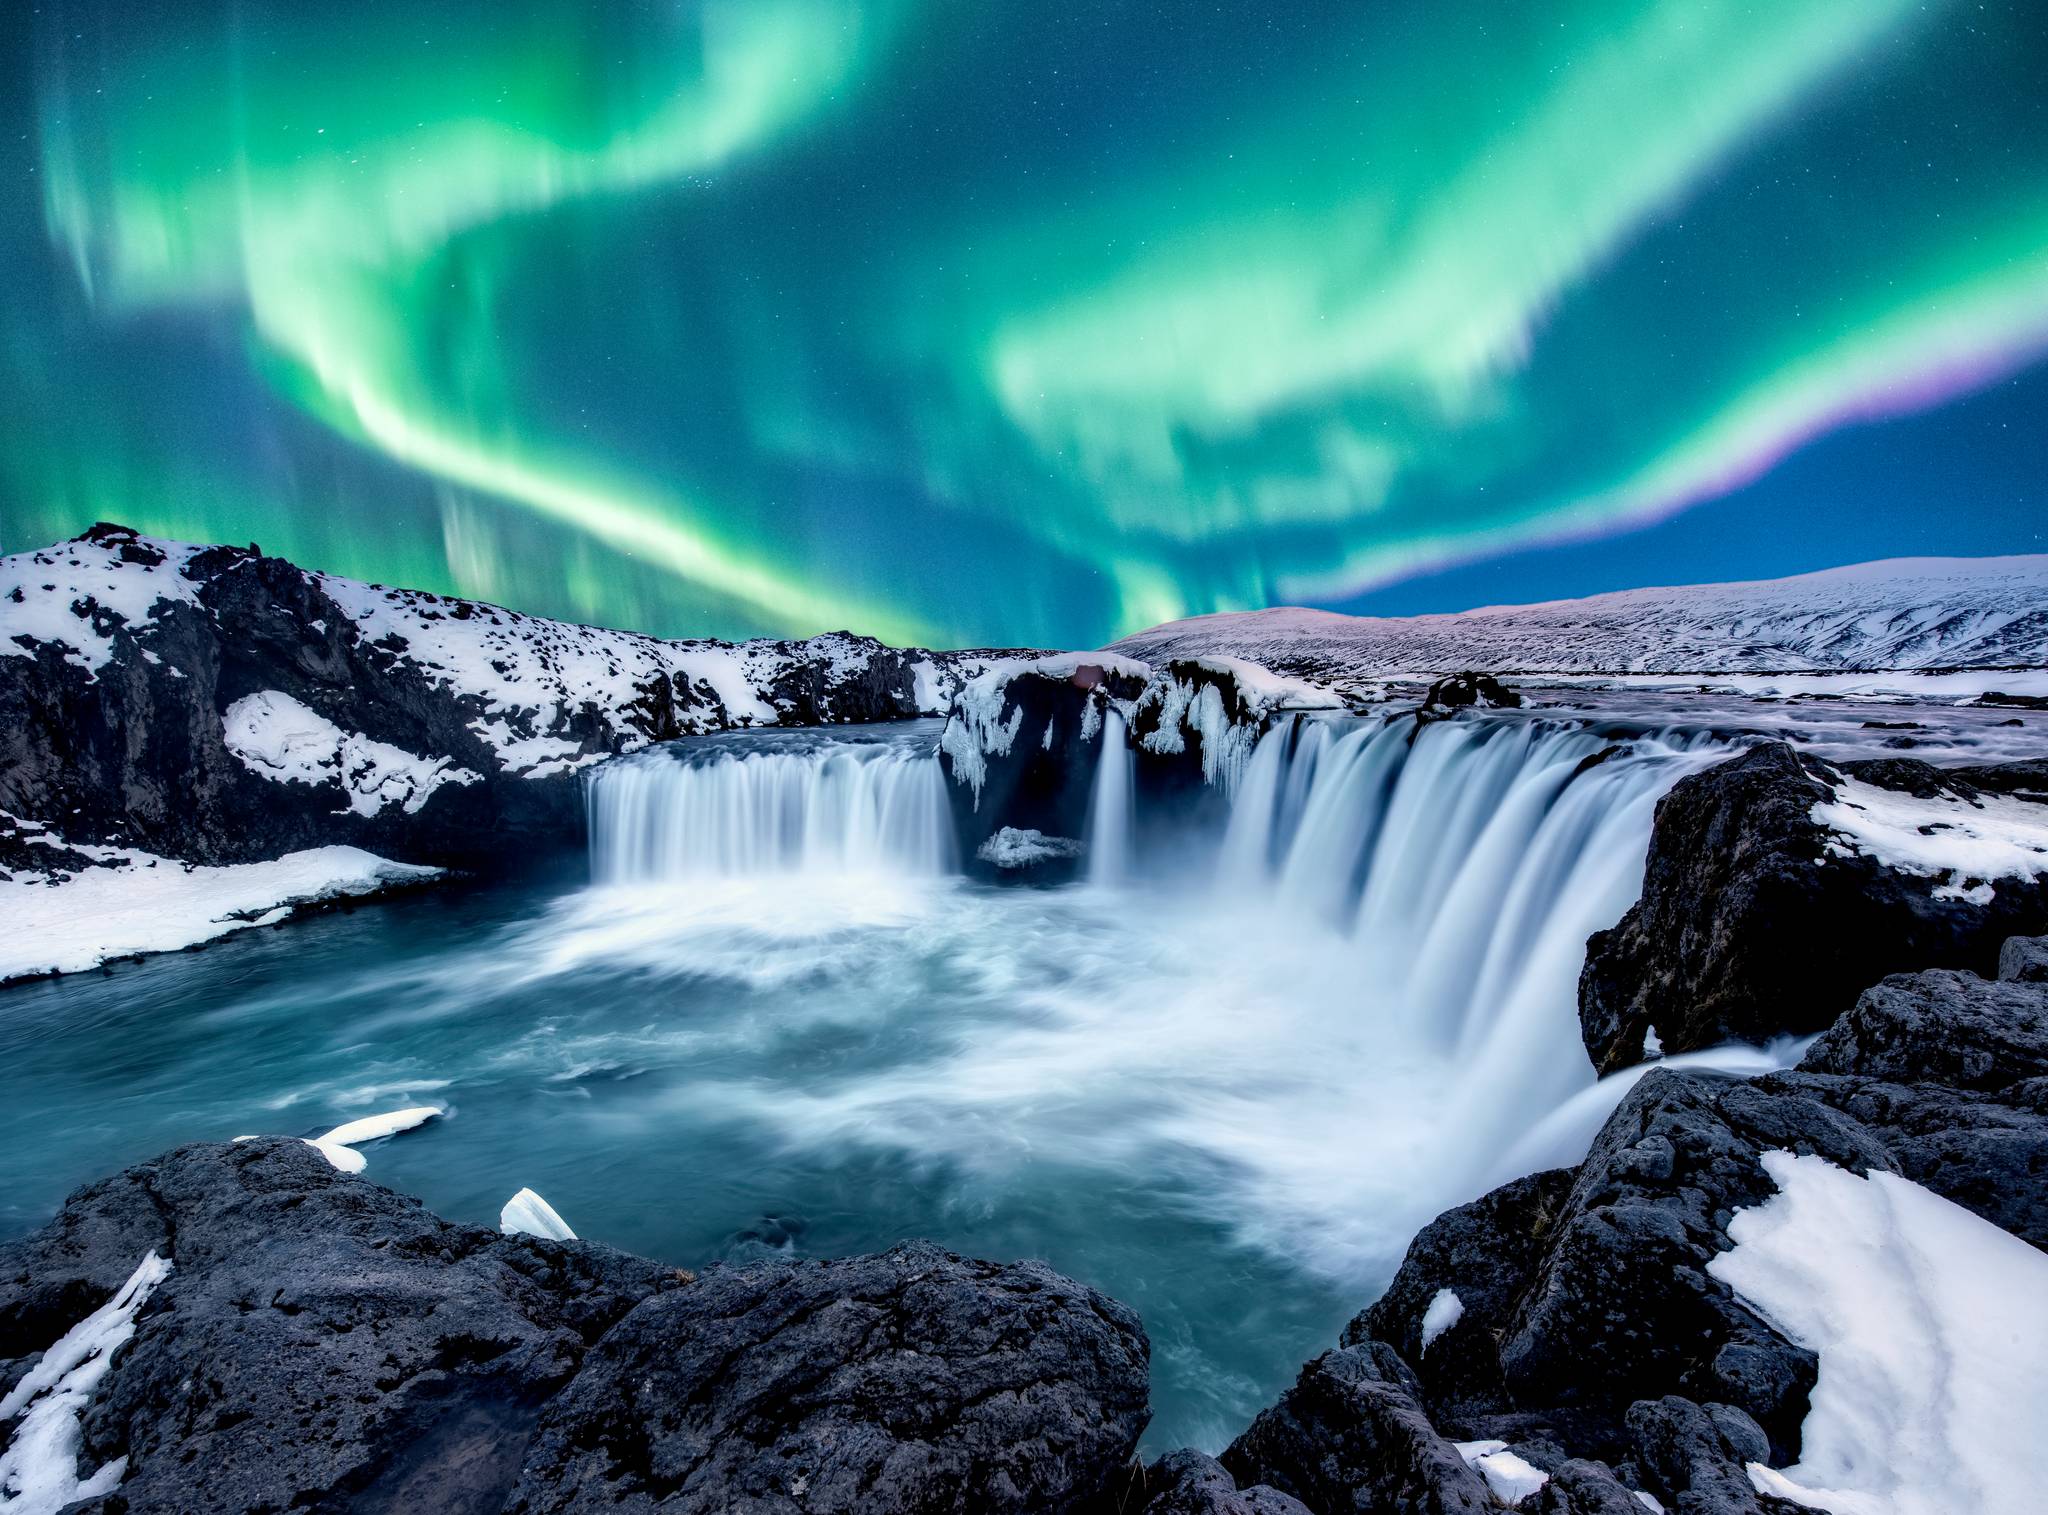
[1215,713,1726,1183]
[1085,708,1136,886]
[587,730,957,881]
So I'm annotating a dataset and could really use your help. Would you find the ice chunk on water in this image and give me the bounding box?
[315,1106,443,1147]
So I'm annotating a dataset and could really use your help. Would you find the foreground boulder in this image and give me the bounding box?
[1579,741,2048,1072]
[0,1142,1149,1514]
[508,1242,1149,1514]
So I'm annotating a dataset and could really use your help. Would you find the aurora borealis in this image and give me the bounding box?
[5,1,2045,648]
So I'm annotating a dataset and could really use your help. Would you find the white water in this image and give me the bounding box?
[1086,708,1136,886]
[588,733,956,882]
[581,713,1729,1234]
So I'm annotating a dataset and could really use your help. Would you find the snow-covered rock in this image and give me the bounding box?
[1110,555,2048,684]
[0,1250,172,1514]
[0,524,989,898]
[501,1188,577,1242]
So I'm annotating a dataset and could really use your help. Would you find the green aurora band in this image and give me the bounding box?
[6,0,2046,646]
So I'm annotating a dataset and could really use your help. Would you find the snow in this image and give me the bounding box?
[0,1250,172,1514]
[1642,1025,1663,1057]
[1708,1150,2048,1515]
[303,1139,367,1174]
[1110,555,2048,680]
[501,1187,577,1241]
[1451,1441,1549,1504]
[223,691,480,816]
[0,532,203,674]
[0,833,442,981]
[1419,1287,1464,1353]
[1180,655,1342,712]
[1813,775,2048,904]
[975,827,1085,869]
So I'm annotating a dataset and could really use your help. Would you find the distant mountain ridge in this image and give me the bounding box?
[1108,556,2048,676]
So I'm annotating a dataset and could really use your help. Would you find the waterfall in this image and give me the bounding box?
[1085,708,1136,886]
[1217,712,1725,1177]
[586,736,956,882]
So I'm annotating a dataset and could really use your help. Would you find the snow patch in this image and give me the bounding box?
[0,1250,172,1514]
[1419,1288,1464,1353]
[0,837,442,981]
[501,1188,577,1242]
[1708,1150,2048,1515]
[223,691,480,816]
[1451,1441,1549,1504]
[1813,774,2048,903]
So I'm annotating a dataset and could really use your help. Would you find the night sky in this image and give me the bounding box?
[5,0,2045,648]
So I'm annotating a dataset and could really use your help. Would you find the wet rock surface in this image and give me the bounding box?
[1578,740,2048,1073]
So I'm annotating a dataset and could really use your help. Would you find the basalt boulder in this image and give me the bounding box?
[0,1141,1151,1515]
[1578,741,2048,1074]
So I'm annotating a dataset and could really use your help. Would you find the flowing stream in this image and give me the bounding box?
[1,711,1730,1449]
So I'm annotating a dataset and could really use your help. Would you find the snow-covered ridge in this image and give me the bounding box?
[1814,773,2048,906]
[1109,555,2048,680]
[2,526,977,785]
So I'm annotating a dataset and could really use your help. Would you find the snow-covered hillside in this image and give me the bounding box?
[1109,557,2048,683]
[1,524,1004,881]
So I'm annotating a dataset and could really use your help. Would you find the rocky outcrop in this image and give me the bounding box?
[1140,1449,1312,1514]
[936,653,1151,871]
[1415,672,1522,726]
[936,653,1335,873]
[511,1242,1149,1514]
[1319,950,2048,1514]
[0,525,976,874]
[1579,741,2048,1073]
[0,1141,1149,1515]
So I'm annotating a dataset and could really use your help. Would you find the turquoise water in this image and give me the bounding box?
[1,856,1374,1452]
[2,710,1760,1450]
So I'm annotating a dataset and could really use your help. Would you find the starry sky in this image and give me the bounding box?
[4,0,2045,648]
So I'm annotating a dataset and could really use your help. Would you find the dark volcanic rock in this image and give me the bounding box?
[1141,1449,1312,1515]
[1578,741,2048,1072]
[2001,934,2048,983]
[0,1142,1148,1515]
[1,1139,680,1515]
[937,656,1149,867]
[506,1241,1150,1515]
[1346,1168,1579,1425]
[1221,1341,1495,1515]
[1797,967,2048,1093]
[1416,672,1523,724]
